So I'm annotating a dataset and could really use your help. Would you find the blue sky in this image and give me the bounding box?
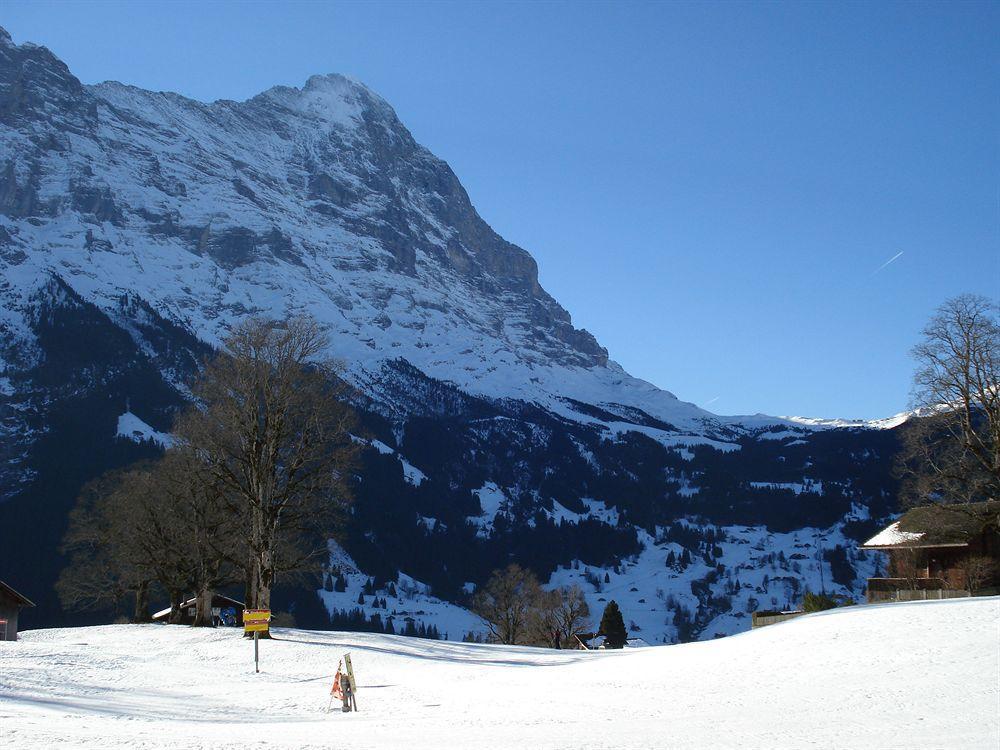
[5,1,997,419]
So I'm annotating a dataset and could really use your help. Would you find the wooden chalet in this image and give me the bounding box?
[861,500,1000,603]
[152,594,245,626]
[0,579,35,641]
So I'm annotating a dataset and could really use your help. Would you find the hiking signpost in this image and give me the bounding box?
[243,609,271,673]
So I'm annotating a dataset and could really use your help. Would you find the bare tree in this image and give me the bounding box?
[58,453,239,626]
[552,585,591,648]
[58,467,161,622]
[957,555,997,595]
[898,294,999,511]
[175,316,356,615]
[526,587,562,648]
[472,564,542,645]
[150,450,241,626]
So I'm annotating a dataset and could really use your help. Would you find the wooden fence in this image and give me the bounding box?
[867,588,969,603]
[865,577,970,603]
[750,610,806,629]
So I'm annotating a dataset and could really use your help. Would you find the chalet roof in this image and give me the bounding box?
[862,501,1000,550]
[152,594,244,620]
[0,579,35,607]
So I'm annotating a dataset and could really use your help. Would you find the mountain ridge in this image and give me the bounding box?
[0,26,904,642]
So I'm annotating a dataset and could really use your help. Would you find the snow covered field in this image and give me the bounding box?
[1,598,997,749]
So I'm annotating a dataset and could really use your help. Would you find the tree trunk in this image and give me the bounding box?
[192,586,215,627]
[132,580,151,623]
[167,588,183,624]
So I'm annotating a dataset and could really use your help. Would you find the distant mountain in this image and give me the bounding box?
[0,27,902,641]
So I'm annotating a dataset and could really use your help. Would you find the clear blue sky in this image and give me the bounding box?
[5,1,998,419]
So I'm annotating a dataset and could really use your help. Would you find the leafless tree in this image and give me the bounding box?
[174,316,357,615]
[525,587,562,648]
[898,294,999,513]
[150,450,241,626]
[552,585,591,647]
[58,453,240,626]
[58,466,162,622]
[472,564,542,645]
[957,555,997,595]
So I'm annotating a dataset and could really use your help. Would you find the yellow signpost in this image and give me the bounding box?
[243,610,270,632]
[243,609,271,673]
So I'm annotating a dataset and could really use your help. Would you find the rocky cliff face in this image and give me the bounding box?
[0,27,901,641]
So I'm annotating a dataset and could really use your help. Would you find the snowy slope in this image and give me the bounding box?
[2,598,997,749]
[0,26,910,638]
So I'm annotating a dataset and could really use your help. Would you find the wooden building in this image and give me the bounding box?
[151,594,245,626]
[0,579,35,641]
[861,500,1000,603]
[750,609,805,629]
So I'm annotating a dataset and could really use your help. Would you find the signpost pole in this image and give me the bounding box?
[244,609,270,674]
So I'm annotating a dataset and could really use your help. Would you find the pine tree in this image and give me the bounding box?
[323,572,334,592]
[666,550,676,568]
[334,573,347,593]
[603,572,610,584]
[357,592,365,606]
[598,600,628,649]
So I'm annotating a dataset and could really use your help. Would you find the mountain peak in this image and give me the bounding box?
[252,72,395,131]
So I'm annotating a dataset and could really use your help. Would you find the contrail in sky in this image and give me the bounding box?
[872,250,904,275]
[705,395,721,405]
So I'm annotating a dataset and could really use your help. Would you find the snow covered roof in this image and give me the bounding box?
[862,501,999,549]
[862,522,927,549]
[151,595,244,620]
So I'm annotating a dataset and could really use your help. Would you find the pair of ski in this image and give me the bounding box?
[326,654,359,713]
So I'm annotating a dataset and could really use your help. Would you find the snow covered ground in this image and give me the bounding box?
[1,598,997,749]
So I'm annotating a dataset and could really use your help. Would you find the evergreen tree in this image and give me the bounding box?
[603,572,610,584]
[334,573,347,593]
[357,592,365,606]
[666,550,676,568]
[598,600,628,649]
[323,572,334,592]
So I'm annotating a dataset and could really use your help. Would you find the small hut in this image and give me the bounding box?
[152,594,245,626]
[0,579,35,641]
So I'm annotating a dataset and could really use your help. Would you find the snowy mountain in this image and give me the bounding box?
[3,598,997,749]
[0,27,905,640]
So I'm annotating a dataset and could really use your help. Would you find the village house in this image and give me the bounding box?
[0,579,35,641]
[151,594,245,627]
[861,500,1000,603]
[572,633,650,649]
